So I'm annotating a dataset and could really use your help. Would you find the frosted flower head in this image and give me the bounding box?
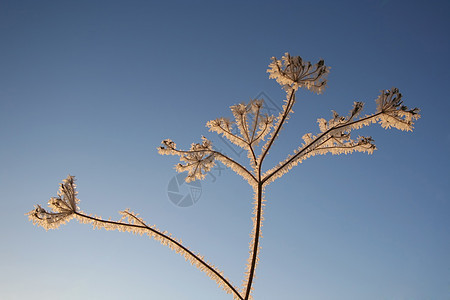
[376,88,419,116]
[158,139,177,155]
[267,53,330,94]
[375,88,420,131]
[231,103,247,116]
[176,137,215,182]
[27,175,78,230]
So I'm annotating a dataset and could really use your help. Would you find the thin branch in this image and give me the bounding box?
[248,145,258,168]
[259,89,296,164]
[74,211,244,300]
[250,108,261,143]
[262,113,382,184]
[169,148,258,184]
[252,122,270,144]
[241,113,251,144]
[215,123,249,147]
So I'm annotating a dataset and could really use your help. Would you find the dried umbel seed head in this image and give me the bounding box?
[267,53,330,94]
[27,175,78,230]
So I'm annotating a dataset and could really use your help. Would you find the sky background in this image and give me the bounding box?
[1,0,449,299]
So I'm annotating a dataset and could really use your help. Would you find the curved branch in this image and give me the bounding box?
[262,113,382,184]
[74,211,244,300]
[252,121,270,144]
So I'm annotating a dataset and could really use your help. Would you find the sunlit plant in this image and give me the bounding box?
[28,53,420,299]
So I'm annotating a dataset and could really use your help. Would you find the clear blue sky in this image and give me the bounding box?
[1,1,449,299]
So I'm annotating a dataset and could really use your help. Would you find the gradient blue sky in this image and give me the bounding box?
[1,1,449,299]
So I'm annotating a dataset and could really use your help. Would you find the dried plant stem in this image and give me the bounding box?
[259,89,296,164]
[170,148,258,184]
[243,183,263,300]
[73,211,244,300]
[29,54,420,299]
[243,89,294,299]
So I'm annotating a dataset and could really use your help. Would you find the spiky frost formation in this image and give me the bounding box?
[267,53,330,94]
[375,88,420,131]
[27,175,78,230]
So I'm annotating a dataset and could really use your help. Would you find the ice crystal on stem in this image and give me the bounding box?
[29,53,419,300]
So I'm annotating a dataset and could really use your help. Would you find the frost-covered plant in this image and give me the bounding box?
[28,53,420,300]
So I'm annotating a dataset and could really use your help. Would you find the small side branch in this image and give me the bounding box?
[262,113,383,185]
[159,141,257,185]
